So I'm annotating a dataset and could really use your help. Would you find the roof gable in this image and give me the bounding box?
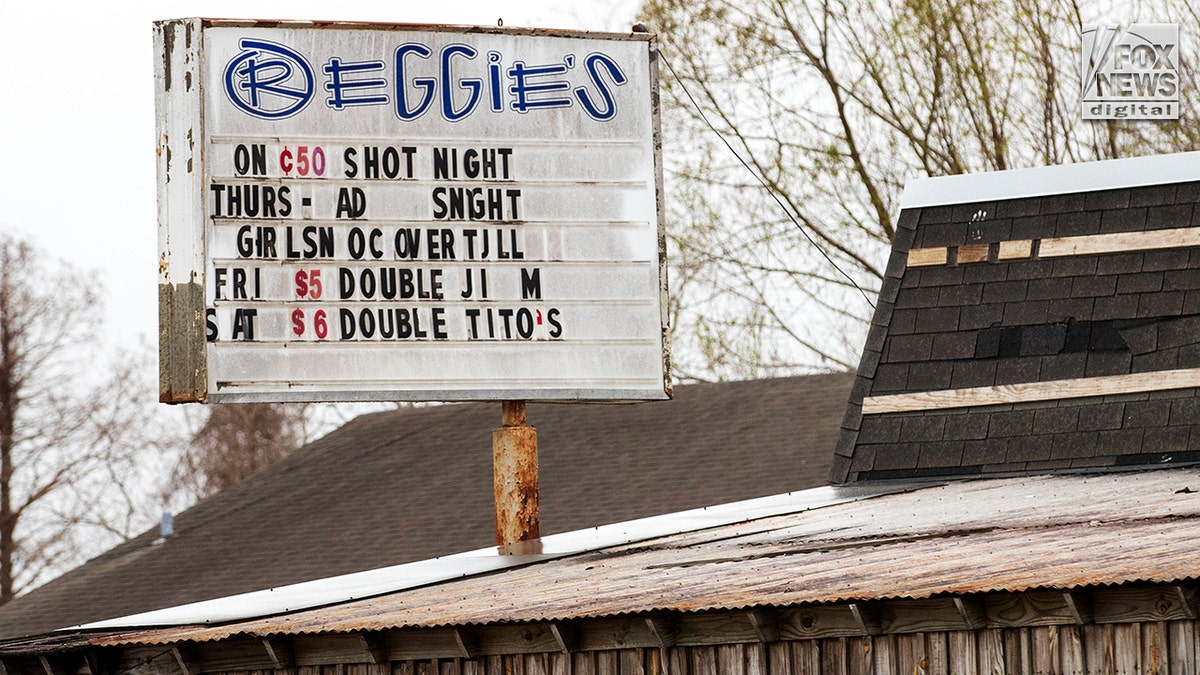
[833,153,1200,482]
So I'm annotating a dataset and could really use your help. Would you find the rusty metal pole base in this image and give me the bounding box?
[494,401,540,552]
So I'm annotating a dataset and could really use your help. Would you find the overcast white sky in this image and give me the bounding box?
[0,0,638,349]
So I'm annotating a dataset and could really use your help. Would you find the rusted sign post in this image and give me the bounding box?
[494,401,539,548]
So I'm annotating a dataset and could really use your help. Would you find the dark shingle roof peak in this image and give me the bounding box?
[835,153,1200,482]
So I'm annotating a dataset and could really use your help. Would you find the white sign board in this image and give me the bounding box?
[156,19,670,403]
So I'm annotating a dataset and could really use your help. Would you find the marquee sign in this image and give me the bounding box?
[155,19,670,403]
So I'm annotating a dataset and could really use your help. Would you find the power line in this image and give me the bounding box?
[658,50,876,310]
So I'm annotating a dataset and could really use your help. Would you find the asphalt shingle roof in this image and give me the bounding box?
[0,373,851,638]
[834,162,1200,482]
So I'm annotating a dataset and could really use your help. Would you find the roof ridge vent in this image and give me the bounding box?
[158,511,175,542]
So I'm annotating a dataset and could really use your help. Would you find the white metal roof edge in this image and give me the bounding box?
[899,151,1200,209]
[175,18,656,42]
[67,482,912,632]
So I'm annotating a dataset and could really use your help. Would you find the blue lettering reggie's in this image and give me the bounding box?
[224,38,631,122]
[224,39,317,119]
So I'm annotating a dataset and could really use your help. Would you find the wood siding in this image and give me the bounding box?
[114,621,1200,675]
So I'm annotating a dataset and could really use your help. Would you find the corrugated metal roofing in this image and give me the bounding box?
[89,468,1200,647]
[74,483,901,631]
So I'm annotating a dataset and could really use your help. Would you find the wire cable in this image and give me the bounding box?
[658,50,876,310]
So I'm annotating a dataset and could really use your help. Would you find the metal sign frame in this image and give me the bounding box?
[156,19,671,403]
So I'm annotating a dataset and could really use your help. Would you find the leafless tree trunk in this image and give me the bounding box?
[0,233,161,601]
[0,274,17,600]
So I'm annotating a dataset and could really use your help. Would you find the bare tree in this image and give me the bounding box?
[0,232,335,600]
[0,232,161,602]
[641,0,1200,380]
[168,403,308,500]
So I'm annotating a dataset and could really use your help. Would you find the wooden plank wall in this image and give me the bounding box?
[190,622,1200,675]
